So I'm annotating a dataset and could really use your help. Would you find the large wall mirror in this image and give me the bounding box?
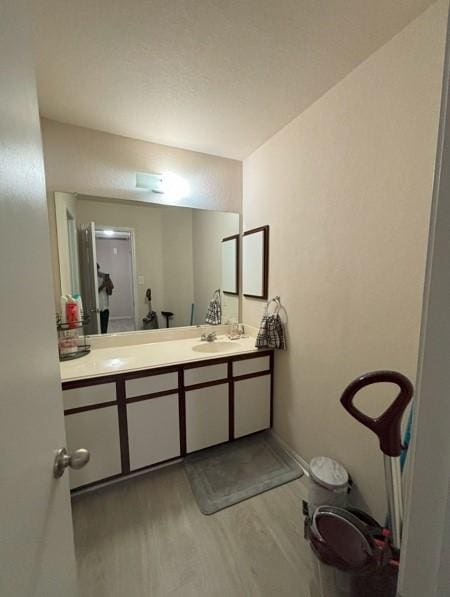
[49,192,240,335]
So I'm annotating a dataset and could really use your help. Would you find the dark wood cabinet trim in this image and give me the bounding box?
[64,401,117,415]
[233,370,271,382]
[64,349,275,493]
[178,369,187,456]
[71,473,124,494]
[122,364,180,381]
[228,361,234,440]
[126,388,180,404]
[63,375,119,391]
[184,378,229,392]
[232,350,272,361]
[182,356,231,370]
[116,379,130,474]
[270,351,274,427]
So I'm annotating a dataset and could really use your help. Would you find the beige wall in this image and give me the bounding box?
[192,210,240,324]
[242,0,447,520]
[53,192,79,297]
[161,207,195,327]
[41,118,242,213]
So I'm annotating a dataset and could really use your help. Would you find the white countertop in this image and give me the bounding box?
[60,334,264,382]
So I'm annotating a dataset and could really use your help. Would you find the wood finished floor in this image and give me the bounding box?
[72,464,316,597]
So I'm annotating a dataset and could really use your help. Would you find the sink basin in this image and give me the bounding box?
[192,341,241,354]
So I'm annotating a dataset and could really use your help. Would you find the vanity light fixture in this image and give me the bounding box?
[103,229,115,236]
[136,171,190,201]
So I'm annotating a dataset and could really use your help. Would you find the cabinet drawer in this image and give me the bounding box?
[63,382,116,410]
[65,406,122,489]
[125,372,178,398]
[234,374,271,438]
[184,363,228,387]
[233,356,270,377]
[127,394,180,470]
[186,384,229,452]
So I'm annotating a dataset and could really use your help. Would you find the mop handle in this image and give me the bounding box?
[340,371,413,457]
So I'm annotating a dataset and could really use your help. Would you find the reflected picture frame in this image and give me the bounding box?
[221,233,239,295]
[242,225,269,299]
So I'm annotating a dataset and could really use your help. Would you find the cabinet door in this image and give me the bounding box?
[234,374,271,438]
[63,382,116,410]
[186,383,229,452]
[127,394,180,471]
[65,406,122,490]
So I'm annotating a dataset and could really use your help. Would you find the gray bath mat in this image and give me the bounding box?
[184,432,303,515]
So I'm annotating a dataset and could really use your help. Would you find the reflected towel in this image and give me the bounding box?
[205,292,221,325]
[255,313,286,349]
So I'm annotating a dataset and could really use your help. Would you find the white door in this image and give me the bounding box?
[0,2,78,595]
[399,15,450,597]
[79,222,100,334]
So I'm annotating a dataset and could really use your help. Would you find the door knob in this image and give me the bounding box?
[53,447,90,478]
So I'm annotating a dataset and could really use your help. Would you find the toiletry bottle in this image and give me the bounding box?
[60,295,68,324]
[73,293,83,320]
[66,297,79,328]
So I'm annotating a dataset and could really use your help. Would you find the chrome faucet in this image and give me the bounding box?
[201,331,217,342]
[229,323,245,340]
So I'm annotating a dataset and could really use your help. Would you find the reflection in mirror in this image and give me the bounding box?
[50,192,240,335]
[221,234,239,295]
[242,226,269,299]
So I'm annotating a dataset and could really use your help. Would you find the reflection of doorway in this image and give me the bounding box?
[95,228,137,333]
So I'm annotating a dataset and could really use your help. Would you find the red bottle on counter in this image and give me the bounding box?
[66,301,79,328]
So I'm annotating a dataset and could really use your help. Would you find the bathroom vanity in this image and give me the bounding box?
[61,334,274,491]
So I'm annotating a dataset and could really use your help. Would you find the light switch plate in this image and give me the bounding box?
[138,275,145,285]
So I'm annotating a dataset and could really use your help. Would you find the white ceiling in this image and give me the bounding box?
[31,0,434,160]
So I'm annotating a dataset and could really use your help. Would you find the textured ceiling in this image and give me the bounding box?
[31,0,435,159]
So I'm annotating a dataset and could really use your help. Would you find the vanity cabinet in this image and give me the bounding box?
[234,374,271,438]
[62,350,273,492]
[186,383,230,452]
[65,406,122,489]
[127,394,180,471]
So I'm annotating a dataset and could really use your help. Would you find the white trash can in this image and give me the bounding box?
[308,456,349,515]
[307,457,351,597]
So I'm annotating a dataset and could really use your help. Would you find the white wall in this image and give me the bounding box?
[41,118,242,213]
[161,207,195,327]
[54,191,79,296]
[242,0,447,520]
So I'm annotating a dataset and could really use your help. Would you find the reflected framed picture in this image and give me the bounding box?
[242,225,269,299]
[221,234,239,295]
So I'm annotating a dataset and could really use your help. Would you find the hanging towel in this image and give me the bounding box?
[205,290,222,325]
[255,299,286,349]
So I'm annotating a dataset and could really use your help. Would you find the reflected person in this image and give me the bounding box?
[97,263,114,334]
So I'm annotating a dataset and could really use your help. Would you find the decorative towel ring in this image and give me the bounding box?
[265,296,281,314]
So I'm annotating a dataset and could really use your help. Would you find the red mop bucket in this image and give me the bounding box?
[305,371,413,597]
[341,370,413,595]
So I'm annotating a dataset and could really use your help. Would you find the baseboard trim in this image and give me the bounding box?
[270,430,310,477]
[72,457,184,497]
